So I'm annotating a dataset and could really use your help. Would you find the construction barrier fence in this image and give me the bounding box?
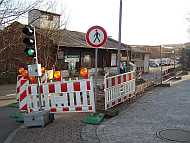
[104,71,136,110]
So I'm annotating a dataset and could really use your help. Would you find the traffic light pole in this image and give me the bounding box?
[33,26,42,111]
[33,27,38,64]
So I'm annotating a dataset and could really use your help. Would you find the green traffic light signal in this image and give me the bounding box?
[24,47,35,57]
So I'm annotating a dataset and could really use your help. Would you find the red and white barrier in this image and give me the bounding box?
[104,72,136,110]
[27,78,95,113]
[16,76,29,111]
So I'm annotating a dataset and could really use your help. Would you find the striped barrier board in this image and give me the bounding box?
[16,76,29,111]
[27,78,95,113]
[104,72,136,110]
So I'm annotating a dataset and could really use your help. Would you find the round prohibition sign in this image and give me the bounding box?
[85,26,107,48]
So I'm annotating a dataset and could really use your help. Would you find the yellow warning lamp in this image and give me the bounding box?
[18,67,25,75]
[41,67,46,74]
[80,68,88,79]
[54,71,61,81]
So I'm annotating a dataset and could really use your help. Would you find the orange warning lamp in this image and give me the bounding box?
[21,70,28,78]
[54,71,61,81]
[18,67,25,75]
[80,68,88,79]
[29,76,37,84]
[41,67,45,74]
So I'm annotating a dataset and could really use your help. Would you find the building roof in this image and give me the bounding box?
[130,48,150,54]
[29,9,61,16]
[46,29,128,50]
[5,21,128,51]
[128,45,150,54]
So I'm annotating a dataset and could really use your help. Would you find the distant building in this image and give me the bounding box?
[28,9,61,29]
[182,43,190,70]
[129,45,150,73]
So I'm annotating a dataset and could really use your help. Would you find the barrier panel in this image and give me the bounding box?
[16,76,29,111]
[104,72,136,110]
[27,78,95,113]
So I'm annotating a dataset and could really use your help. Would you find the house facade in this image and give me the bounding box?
[51,29,129,75]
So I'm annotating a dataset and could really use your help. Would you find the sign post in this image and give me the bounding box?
[85,25,107,110]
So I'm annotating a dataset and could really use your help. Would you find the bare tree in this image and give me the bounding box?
[0,0,43,26]
[0,0,69,72]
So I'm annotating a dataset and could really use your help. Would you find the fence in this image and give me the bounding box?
[28,78,95,113]
[104,71,136,110]
[17,70,137,113]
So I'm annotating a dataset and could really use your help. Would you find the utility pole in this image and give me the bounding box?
[117,0,122,74]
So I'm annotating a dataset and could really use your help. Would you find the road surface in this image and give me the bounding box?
[82,80,190,143]
[0,84,20,143]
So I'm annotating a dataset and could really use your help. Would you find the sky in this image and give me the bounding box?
[21,0,190,45]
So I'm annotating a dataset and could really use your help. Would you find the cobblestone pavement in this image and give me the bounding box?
[82,80,190,143]
[9,80,190,143]
[11,113,87,143]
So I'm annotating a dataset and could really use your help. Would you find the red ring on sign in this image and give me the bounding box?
[85,26,107,48]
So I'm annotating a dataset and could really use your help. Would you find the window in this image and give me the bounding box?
[48,15,53,21]
[83,54,91,67]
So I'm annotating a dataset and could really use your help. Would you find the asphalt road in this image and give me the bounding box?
[0,106,21,143]
[0,84,20,143]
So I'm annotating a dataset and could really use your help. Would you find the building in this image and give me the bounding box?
[181,42,190,70]
[0,21,130,76]
[48,29,129,75]
[28,9,61,29]
[129,45,150,73]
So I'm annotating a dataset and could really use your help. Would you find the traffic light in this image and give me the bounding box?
[22,25,36,57]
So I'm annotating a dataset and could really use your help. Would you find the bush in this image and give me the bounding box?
[0,71,17,84]
[136,78,146,85]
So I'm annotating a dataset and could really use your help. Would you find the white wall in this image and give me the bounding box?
[144,53,150,72]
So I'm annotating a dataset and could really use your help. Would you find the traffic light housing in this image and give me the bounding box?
[22,25,36,57]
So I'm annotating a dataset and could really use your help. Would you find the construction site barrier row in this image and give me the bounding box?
[17,71,137,113]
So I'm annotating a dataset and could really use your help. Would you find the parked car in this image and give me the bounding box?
[149,62,159,67]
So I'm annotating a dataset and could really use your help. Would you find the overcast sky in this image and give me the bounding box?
[21,0,190,45]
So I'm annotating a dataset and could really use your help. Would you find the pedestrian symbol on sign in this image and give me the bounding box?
[93,29,101,43]
[85,26,107,48]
